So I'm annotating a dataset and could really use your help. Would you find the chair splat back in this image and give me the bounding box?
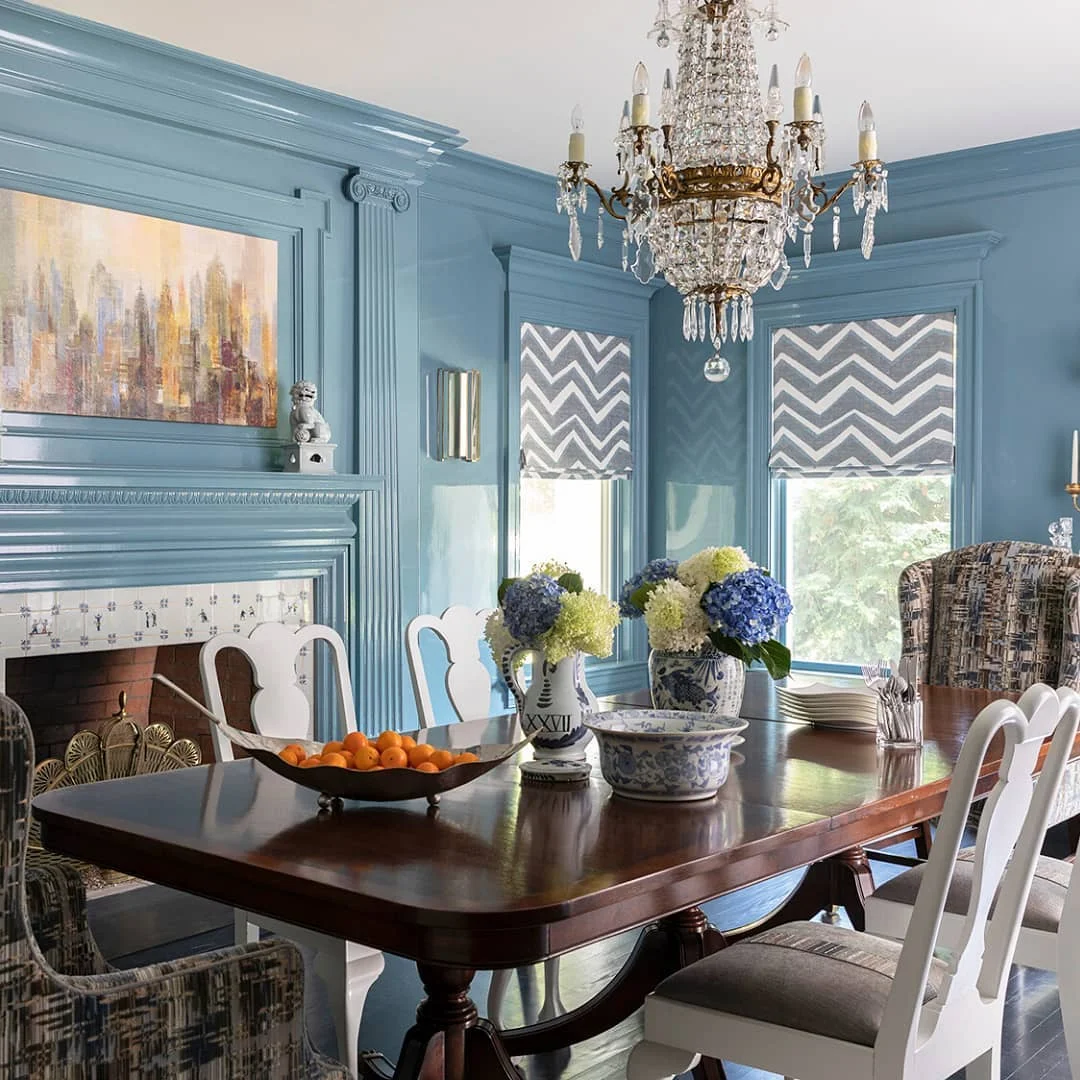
[405,606,494,727]
[200,622,355,761]
[876,683,1080,1070]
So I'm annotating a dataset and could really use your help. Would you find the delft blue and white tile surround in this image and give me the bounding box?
[0,579,314,672]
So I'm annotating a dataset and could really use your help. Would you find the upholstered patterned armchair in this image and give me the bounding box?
[900,541,1080,833]
[899,541,1080,692]
[1,694,348,1079]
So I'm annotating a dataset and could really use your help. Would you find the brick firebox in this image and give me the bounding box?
[9,645,258,764]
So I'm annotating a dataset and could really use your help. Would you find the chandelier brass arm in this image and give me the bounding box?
[563,162,631,221]
[808,159,884,217]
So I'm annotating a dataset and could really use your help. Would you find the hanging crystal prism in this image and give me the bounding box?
[569,212,582,261]
[803,228,813,269]
[597,205,604,250]
[770,259,791,291]
[632,238,656,284]
[622,230,630,273]
[833,206,841,251]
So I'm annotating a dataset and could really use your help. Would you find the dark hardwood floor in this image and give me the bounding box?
[100,829,1075,1080]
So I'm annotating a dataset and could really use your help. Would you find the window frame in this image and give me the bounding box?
[497,246,659,695]
[746,232,1000,672]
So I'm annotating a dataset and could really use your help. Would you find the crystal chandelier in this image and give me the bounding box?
[556,0,889,352]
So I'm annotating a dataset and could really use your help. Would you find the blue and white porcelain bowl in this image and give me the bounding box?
[584,710,748,802]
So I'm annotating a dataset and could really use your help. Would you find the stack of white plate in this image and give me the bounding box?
[776,682,879,731]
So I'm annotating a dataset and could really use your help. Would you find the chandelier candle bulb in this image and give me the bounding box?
[858,100,878,161]
[631,61,651,125]
[793,53,814,121]
[568,105,586,163]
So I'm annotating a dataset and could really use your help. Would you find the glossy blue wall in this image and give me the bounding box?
[648,130,1080,556]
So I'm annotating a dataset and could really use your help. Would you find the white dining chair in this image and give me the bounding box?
[200,621,384,1078]
[863,683,1080,973]
[405,604,564,1028]
[626,682,1080,1080]
[1057,827,1080,1074]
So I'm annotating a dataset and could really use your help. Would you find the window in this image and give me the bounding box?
[519,477,614,594]
[516,322,631,597]
[770,314,957,668]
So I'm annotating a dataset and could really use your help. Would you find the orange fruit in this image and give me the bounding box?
[352,745,380,771]
[278,747,301,766]
[339,750,355,768]
[321,752,348,768]
[369,765,385,771]
[400,735,417,751]
[413,761,439,774]
[380,746,408,769]
[407,744,436,768]
[452,752,479,765]
[375,730,402,753]
[299,756,323,768]
[322,740,345,756]
[429,749,455,771]
[342,731,368,754]
[283,743,307,763]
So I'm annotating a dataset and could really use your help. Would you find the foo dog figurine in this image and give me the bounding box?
[289,380,331,444]
[283,380,335,473]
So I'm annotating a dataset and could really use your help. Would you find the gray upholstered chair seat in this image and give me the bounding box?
[872,849,1070,933]
[651,921,947,1048]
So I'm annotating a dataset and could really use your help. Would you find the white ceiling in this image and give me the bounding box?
[30,0,1080,179]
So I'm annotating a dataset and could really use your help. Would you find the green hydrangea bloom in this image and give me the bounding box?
[543,589,620,665]
[642,578,710,654]
[677,546,752,594]
[530,559,573,579]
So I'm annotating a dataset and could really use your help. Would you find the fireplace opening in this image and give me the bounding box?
[9,644,259,765]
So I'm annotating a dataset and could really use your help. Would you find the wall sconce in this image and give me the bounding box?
[436,368,481,462]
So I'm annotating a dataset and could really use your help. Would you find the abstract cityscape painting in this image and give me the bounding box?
[0,188,278,426]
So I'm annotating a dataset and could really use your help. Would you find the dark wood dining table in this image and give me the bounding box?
[33,675,1039,1080]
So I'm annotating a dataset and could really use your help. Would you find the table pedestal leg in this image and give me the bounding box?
[358,965,521,1080]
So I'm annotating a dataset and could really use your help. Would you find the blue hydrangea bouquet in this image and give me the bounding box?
[620,547,793,679]
[486,561,620,665]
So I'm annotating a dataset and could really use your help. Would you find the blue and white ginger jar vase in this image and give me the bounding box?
[648,650,746,715]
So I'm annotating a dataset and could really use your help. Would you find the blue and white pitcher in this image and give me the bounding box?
[500,647,596,760]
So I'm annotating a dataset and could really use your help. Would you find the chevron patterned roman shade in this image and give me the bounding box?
[520,322,632,479]
[770,314,957,478]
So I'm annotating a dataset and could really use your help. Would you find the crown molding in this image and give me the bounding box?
[0,465,382,506]
[0,0,464,173]
[421,148,572,232]
[496,245,664,310]
[818,128,1080,213]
